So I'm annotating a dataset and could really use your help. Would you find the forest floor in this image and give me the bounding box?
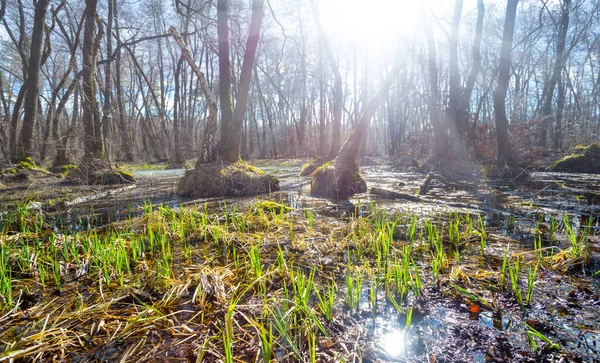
[1,158,599,362]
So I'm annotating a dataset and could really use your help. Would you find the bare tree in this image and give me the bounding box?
[15,0,50,160]
[81,0,104,161]
[494,0,519,166]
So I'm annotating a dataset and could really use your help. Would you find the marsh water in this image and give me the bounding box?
[1,162,599,362]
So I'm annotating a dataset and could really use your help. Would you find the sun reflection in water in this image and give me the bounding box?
[380,329,406,357]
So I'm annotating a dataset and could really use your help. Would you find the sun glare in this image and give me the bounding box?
[320,0,420,48]
[380,329,407,357]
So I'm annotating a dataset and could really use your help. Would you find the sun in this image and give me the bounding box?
[319,0,421,48]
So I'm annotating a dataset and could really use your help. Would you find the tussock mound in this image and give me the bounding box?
[549,144,600,174]
[177,161,279,197]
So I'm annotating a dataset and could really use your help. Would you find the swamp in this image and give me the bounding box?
[1,160,599,362]
[2,0,600,361]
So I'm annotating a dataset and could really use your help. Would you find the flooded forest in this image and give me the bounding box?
[1,0,600,361]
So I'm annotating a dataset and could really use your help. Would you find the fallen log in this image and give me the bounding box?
[370,187,421,202]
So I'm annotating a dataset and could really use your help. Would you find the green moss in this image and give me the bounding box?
[250,201,291,215]
[117,169,134,180]
[59,164,78,177]
[550,143,600,174]
[18,160,37,170]
[574,143,600,153]
[233,160,265,175]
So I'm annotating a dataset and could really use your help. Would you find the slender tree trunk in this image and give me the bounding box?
[173,57,184,163]
[494,0,519,165]
[16,0,50,160]
[217,0,234,156]
[82,0,104,161]
[462,0,484,143]
[335,62,403,168]
[54,86,79,167]
[311,0,342,160]
[113,0,133,161]
[423,4,447,158]
[102,0,114,160]
[447,0,464,154]
[169,26,218,163]
[540,0,571,149]
[8,87,25,158]
[222,0,265,163]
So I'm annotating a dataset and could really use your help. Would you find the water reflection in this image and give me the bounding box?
[380,329,407,357]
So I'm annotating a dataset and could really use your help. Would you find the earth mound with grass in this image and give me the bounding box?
[548,143,600,174]
[0,157,51,183]
[67,159,135,185]
[310,161,366,200]
[177,161,280,197]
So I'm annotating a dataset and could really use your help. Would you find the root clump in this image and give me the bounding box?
[177,161,280,197]
[67,159,135,185]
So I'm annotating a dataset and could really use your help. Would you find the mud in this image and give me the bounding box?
[1,159,599,362]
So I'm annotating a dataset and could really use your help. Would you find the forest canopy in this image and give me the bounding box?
[0,0,598,168]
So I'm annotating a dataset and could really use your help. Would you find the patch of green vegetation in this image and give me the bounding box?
[550,143,600,173]
[116,169,135,180]
[18,158,37,170]
[574,143,600,153]
[59,164,78,177]
[119,163,167,171]
[250,201,291,215]
[232,160,265,175]
[313,161,331,174]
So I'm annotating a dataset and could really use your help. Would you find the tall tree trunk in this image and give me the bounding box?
[102,0,114,160]
[447,0,465,158]
[169,26,218,164]
[311,62,402,199]
[113,0,133,161]
[318,40,327,156]
[540,0,570,149]
[311,0,342,160]
[217,0,234,156]
[221,0,265,163]
[173,56,184,164]
[54,86,79,167]
[8,87,26,158]
[16,0,50,160]
[494,0,519,165]
[462,0,484,144]
[82,0,104,161]
[422,4,447,158]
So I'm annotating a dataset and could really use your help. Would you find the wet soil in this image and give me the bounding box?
[1,159,599,362]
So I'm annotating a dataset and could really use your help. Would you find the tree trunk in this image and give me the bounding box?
[447,0,465,158]
[494,0,518,165]
[422,4,448,158]
[113,0,133,161]
[311,0,342,159]
[217,0,234,157]
[82,0,104,161]
[8,86,26,158]
[169,26,218,164]
[540,0,570,149]
[462,0,484,144]
[222,0,265,163]
[102,0,114,160]
[16,0,50,160]
[173,56,184,164]
[311,62,402,199]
